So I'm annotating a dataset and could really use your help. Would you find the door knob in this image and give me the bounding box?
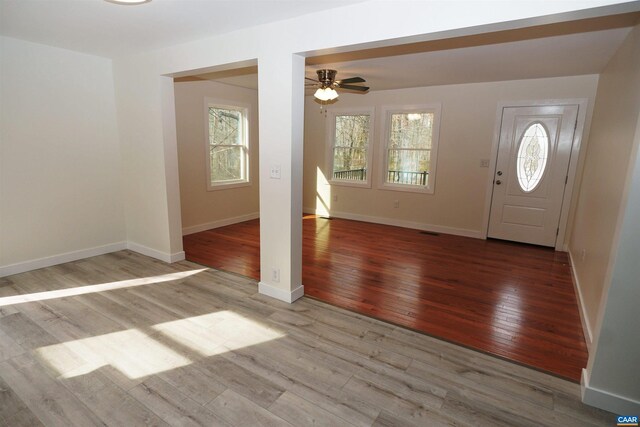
[497,171,503,176]
[496,180,502,185]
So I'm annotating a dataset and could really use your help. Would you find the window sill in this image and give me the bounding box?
[329,179,372,189]
[207,181,251,191]
[380,183,434,194]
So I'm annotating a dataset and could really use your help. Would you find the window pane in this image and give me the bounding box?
[387,149,430,186]
[210,146,243,182]
[332,114,370,182]
[208,105,248,186]
[209,107,241,146]
[389,113,433,149]
[517,123,549,193]
[334,115,370,148]
[333,148,367,181]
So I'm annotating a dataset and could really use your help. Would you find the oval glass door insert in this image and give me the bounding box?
[516,123,549,192]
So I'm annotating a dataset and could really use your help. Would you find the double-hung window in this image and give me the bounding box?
[206,100,250,190]
[381,104,441,193]
[327,108,374,187]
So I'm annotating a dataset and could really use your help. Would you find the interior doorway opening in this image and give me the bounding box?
[173,63,260,278]
[180,12,639,383]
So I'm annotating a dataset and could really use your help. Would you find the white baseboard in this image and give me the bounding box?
[304,206,330,217]
[568,249,593,350]
[304,207,483,239]
[126,242,185,264]
[182,212,260,236]
[258,281,304,303]
[1,240,187,278]
[582,369,640,414]
[168,251,186,263]
[0,241,127,278]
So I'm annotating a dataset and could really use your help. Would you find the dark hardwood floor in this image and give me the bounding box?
[183,216,588,382]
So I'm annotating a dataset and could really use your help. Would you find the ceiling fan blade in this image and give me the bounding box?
[338,77,365,84]
[338,84,369,92]
[305,77,319,82]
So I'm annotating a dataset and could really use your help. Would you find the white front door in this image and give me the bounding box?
[488,105,578,247]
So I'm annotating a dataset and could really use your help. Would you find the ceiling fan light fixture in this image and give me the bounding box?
[314,87,339,101]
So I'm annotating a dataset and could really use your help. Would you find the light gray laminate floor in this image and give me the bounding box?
[0,250,613,426]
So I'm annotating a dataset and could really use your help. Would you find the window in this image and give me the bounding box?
[381,105,441,193]
[327,108,374,187]
[206,101,250,190]
[516,122,549,193]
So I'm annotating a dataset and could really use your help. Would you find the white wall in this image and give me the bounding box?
[304,75,598,237]
[174,80,259,235]
[584,121,640,413]
[572,24,640,413]
[569,24,640,342]
[0,37,125,275]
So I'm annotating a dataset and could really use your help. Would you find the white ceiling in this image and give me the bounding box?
[3,1,636,92]
[0,0,364,58]
[181,25,632,93]
[308,26,631,91]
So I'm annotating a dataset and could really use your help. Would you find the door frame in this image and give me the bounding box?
[481,99,589,251]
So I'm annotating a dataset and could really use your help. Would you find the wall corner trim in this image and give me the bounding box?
[582,369,640,413]
[568,249,593,350]
[126,241,184,264]
[258,281,304,304]
[0,242,127,278]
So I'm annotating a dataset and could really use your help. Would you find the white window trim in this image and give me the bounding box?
[378,103,441,194]
[204,98,251,191]
[325,107,375,189]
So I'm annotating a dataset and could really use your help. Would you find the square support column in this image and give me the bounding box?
[256,53,305,303]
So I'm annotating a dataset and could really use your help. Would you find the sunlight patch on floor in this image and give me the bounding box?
[36,328,192,379]
[35,310,285,379]
[153,311,285,357]
[0,269,207,307]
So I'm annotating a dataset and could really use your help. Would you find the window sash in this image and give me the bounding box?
[209,107,243,146]
[334,114,371,148]
[207,104,249,187]
[329,112,372,185]
[388,112,434,149]
[332,147,368,181]
[382,106,439,191]
[210,145,247,183]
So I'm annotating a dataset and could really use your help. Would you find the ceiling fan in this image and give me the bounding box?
[306,69,369,101]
